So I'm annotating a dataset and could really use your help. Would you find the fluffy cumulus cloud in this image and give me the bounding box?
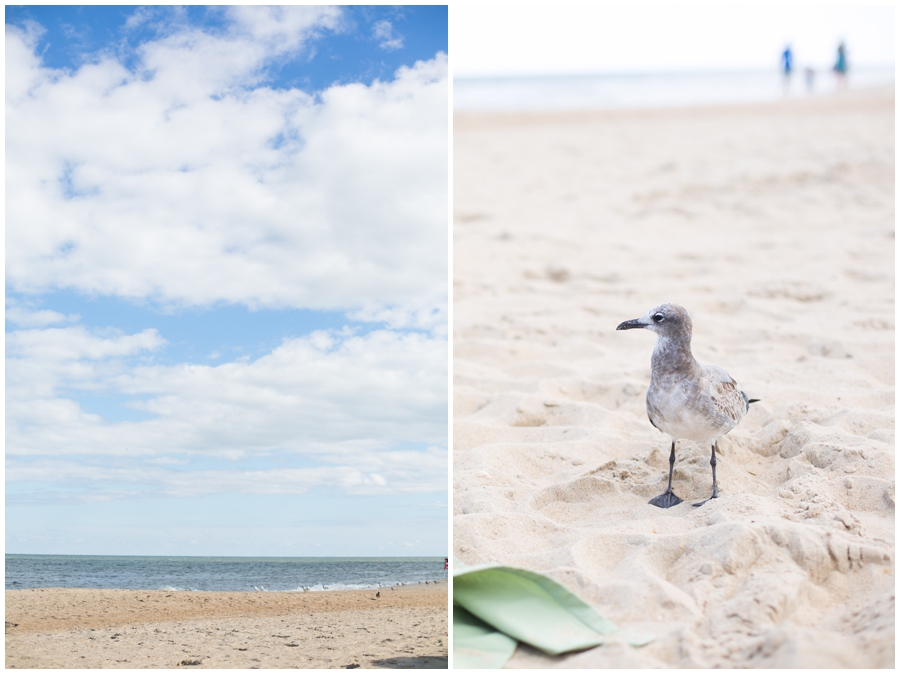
[5,7,448,509]
[7,321,447,500]
[6,10,447,320]
[7,324,446,458]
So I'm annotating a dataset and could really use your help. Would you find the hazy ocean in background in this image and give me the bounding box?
[454,67,895,112]
[6,555,446,592]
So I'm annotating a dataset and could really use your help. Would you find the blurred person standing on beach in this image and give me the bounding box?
[834,41,848,88]
[781,44,793,94]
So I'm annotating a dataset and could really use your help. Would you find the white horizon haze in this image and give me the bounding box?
[453,3,895,79]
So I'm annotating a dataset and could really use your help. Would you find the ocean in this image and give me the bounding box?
[5,554,446,592]
[454,67,895,112]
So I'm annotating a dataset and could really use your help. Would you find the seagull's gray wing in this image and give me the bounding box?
[699,364,747,424]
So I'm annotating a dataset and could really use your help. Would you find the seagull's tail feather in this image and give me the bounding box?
[741,391,761,412]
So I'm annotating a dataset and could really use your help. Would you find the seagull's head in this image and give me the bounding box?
[616,303,692,339]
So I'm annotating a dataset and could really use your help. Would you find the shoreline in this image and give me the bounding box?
[6,578,448,594]
[6,583,448,668]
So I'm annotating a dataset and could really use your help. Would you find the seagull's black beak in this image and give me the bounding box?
[616,318,646,331]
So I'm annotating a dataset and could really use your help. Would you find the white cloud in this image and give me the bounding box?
[373,19,404,51]
[123,6,156,31]
[5,19,49,99]
[8,325,164,364]
[6,19,447,322]
[227,6,344,52]
[7,325,447,463]
[6,445,447,499]
[347,301,447,336]
[5,303,80,327]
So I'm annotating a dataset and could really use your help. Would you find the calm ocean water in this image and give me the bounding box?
[454,67,895,112]
[5,555,446,592]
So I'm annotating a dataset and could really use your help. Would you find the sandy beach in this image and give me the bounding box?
[6,582,447,668]
[453,88,894,667]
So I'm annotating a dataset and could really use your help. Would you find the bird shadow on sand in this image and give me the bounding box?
[369,655,447,668]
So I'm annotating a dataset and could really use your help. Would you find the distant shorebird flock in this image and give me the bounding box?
[618,303,757,508]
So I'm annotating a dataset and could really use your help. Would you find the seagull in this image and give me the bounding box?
[376,591,380,598]
[617,303,758,508]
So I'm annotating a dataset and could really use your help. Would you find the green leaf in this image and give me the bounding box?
[453,562,654,657]
[453,604,518,669]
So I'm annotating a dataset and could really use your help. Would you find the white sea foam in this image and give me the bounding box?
[288,579,443,593]
[290,583,376,592]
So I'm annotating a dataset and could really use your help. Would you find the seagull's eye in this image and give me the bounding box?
[652,313,664,323]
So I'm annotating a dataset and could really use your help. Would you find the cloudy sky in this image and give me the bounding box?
[6,6,448,556]
[454,3,894,77]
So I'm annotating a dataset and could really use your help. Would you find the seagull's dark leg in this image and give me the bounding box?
[649,440,683,508]
[693,441,720,507]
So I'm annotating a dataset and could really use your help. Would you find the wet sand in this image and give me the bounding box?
[6,582,447,668]
[453,87,894,667]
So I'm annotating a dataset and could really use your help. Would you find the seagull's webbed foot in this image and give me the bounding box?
[649,490,683,509]
[692,493,718,508]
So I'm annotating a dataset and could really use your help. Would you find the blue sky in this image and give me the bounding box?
[6,5,448,556]
[7,6,447,89]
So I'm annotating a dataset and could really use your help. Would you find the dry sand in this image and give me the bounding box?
[5,582,447,668]
[453,88,894,668]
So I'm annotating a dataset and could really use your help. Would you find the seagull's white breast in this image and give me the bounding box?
[647,368,743,442]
